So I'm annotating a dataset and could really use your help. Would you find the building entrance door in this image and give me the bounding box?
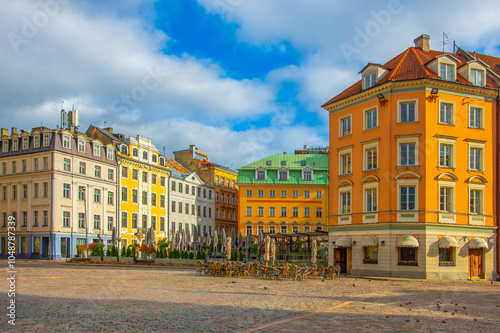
[334,248,347,273]
[469,249,483,279]
[42,237,49,258]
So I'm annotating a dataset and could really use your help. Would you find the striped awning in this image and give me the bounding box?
[360,235,378,247]
[335,236,352,248]
[396,235,419,248]
[468,238,488,249]
[438,236,458,249]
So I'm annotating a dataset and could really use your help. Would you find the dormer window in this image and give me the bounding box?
[120,145,127,154]
[440,63,454,81]
[364,72,377,89]
[33,135,40,148]
[22,137,29,150]
[2,140,8,153]
[107,148,114,160]
[159,157,165,166]
[255,167,267,180]
[281,160,286,166]
[302,167,313,181]
[62,135,71,149]
[301,160,306,166]
[470,69,484,86]
[93,143,100,156]
[152,154,157,163]
[78,139,86,153]
[278,167,289,181]
[266,160,272,166]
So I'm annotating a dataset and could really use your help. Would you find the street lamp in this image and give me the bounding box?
[79,187,88,257]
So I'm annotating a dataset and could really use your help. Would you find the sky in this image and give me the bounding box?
[2,0,500,170]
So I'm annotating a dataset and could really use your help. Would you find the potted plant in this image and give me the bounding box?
[77,245,88,258]
[147,245,157,260]
[138,243,149,260]
[104,245,118,262]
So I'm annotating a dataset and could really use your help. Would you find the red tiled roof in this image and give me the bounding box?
[322,47,494,108]
[474,52,500,79]
[164,157,191,174]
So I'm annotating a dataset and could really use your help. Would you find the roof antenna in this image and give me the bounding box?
[442,32,450,52]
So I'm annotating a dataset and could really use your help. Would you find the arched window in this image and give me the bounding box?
[133,148,138,157]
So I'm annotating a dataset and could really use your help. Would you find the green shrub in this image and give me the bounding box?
[106,247,111,256]
[121,246,126,257]
[126,248,131,257]
[238,251,244,261]
[251,243,258,254]
[188,252,194,259]
[201,252,206,260]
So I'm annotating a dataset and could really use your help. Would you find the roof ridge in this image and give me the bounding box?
[386,48,411,81]
[410,47,433,77]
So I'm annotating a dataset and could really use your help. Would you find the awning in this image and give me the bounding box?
[468,238,488,249]
[360,235,378,247]
[335,236,352,248]
[438,236,458,248]
[396,235,419,248]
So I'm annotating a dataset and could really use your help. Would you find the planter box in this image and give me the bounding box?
[90,256,102,262]
[170,258,188,265]
[154,258,170,264]
[103,256,118,262]
[119,257,135,263]
[186,259,198,265]
[140,253,147,260]
[150,253,157,260]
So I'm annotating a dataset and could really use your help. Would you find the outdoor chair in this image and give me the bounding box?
[252,263,261,278]
[266,267,280,280]
[315,265,325,279]
[196,261,206,275]
[240,262,252,278]
[334,265,341,280]
[326,266,335,280]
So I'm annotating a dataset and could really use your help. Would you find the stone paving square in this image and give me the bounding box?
[1,260,499,332]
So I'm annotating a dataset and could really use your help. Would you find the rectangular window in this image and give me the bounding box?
[400,144,416,166]
[121,187,128,202]
[192,204,195,215]
[278,170,288,181]
[400,102,416,123]
[43,157,49,170]
[269,207,275,216]
[63,183,70,198]
[12,139,18,151]
[107,192,114,205]
[246,206,252,216]
[161,176,166,186]
[12,185,17,199]
[108,169,114,181]
[269,190,275,198]
[63,158,71,172]
[171,201,176,213]
[142,172,148,183]
[221,193,225,203]
[132,169,138,180]
[151,193,157,206]
[439,144,453,168]
[79,162,86,175]
[258,207,264,216]
[281,207,287,217]
[2,140,8,153]
[185,203,189,215]
[42,211,48,226]
[365,188,377,212]
[292,190,299,198]
[79,213,86,229]
[400,186,416,211]
[78,139,85,152]
[42,182,48,197]
[470,190,482,214]
[132,213,138,228]
[178,202,183,214]
[439,187,453,212]
[21,159,27,172]
[78,186,85,200]
[122,166,128,178]
[469,148,482,171]
[160,195,165,208]
[95,166,101,178]
[94,189,101,203]
[32,211,39,227]
[340,116,352,137]
[340,153,351,174]
[280,225,287,233]
[440,63,454,81]
[121,212,128,228]
[22,211,27,227]
[131,189,138,203]
[340,192,351,214]
[34,135,40,148]
[142,215,147,229]
[142,191,147,205]
[365,147,377,170]
[292,207,298,217]
[43,133,50,147]
[258,190,264,197]
[469,107,482,128]
[439,248,454,266]
[22,184,28,199]
[203,188,207,198]
[160,217,165,232]
[22,137,29,150]
[62,135,71,149]
[107,148,113,160]
[302,170,312,181]
[256,170,266,180]
[439,103,453,125]
[93,215,101,230]
[365,108,377,129]
[470,69,484,86]
[364,72,376,89]
[185,184,189,193]
[364,247,378,264]
[108,216,113,231]
[281,190,287,198]
[399,247,417,266]
[246,189,252,197]
[304,207,310,217]
[63,211,70,227]
[316,191,322,198]
[33,183,39,198]
[93,144,100,156]
[2,162,6,174]
[304,190,310,198]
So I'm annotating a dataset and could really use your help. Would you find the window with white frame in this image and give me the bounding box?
[439,187,453,212]
[365,187,377,212]
[258,190,264,197]
[269,190,275,198]
[316,207,322,217]
[397,136,418,166]
[93,143,100,156]
[316,191,322,198]
[78,139,86,153]
[107,148,114,160]
[257,206,263,216]
[439,144,454,168]
[469,106,483,129]
[34,135,40,148]
[269,207,275,216]
[43,133,51,146]
[340,152,351,175]
[278,167,289,181]
[340,191,351,215]
[63,183,70,198]
[63,211,70,227]
[399,101,417,123]
[339,116,352,137]
[12,139,18,151]
[246,206,252,216]
[246,189,252,197]
[439,102,454,125]
[440,63,454,81]
[468,142,485,172]
[400,186,416,211]
[304,190,310,198]
[304,207,310,217]
[281,207,287,217]
[364,72,377,89]
[470,69,484,86]
[255,168,267,180]
[281,190,287,198]
[22,137,29,150]
[63,158,71,172]
[79,162,86,174]
[469,188,483,214]
[246,225,252,235]
[363,141,378,171]
[2,140,8,153]
[95,165,101,178]
[365,107,377,130]
[62,135,71,149]
[293,190,298,198]
[280,225,287,233]
[302,168,313,181]
[292,207,298,217]
[269,225,276,234]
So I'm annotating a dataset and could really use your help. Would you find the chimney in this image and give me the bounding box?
[104,127,113,133]
[11,127,18,135]
[414,34,430,52]
[189,144,195,158]
[1,128,8,137]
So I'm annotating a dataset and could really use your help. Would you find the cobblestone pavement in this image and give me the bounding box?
[1,260,499,332]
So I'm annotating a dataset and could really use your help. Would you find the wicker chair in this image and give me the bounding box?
[333,265,341,280]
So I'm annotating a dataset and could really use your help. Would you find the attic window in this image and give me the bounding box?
[364,72,377,89]
[301,160,306,166]
[281,161,286,166]
[440,64,454,81]
[470,69,484,86]
[266,160,272,165]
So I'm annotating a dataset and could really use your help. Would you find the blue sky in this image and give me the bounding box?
[1,0,500,168]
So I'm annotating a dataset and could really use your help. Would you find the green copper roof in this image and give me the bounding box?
[237,154,329,185]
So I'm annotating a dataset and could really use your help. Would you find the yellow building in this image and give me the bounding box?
[237,151,328,237]
[86,127,170,248]
[322,35,498,279]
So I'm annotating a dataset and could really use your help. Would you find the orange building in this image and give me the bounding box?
[323,35,498,279]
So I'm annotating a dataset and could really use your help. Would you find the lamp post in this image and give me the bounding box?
[79,187,88,257]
